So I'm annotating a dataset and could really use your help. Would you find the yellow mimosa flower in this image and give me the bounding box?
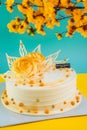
[56,33,62,40]
[7,20,18,33]
[6,0,14,13]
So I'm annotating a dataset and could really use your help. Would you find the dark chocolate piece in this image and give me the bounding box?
[56,63,70,68]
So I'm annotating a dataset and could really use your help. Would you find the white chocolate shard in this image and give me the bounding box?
[6,53,18,70]
[54,58,69,64]
[46,50,61,62]
[19,40,28,57]
[33,44,41,53]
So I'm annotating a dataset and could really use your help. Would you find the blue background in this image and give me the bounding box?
[0,4,87,73]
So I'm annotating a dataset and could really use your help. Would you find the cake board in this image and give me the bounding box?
[0,82,87,127]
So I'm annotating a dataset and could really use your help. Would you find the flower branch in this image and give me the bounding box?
[0,0,87,40]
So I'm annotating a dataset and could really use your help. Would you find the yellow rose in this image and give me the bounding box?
[11,52,45,78]
[11,56,34,78]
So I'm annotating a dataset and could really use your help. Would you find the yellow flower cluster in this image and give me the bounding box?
[6,0,14,13]
[66,8,87,37]
[60,0,73,8]
[7,18,28,34]
[77,16,87,37]
[4,0,87,38]
[7,0,60,35]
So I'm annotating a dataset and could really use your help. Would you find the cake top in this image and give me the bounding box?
[2,40,72,87]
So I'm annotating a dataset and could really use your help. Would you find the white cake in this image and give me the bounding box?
[1,42,81,115]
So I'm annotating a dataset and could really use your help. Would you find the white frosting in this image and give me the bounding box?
[6,68,77,107]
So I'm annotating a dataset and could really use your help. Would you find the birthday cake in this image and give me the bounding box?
[1,41,81,115]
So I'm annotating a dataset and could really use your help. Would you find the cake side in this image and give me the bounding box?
[1,41,81,115]
[1,68,81,115]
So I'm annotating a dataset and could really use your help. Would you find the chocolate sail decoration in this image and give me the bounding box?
[56,63,70,68]
[6,40,69,71]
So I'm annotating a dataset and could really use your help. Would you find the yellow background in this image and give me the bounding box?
[0,74,87,129]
